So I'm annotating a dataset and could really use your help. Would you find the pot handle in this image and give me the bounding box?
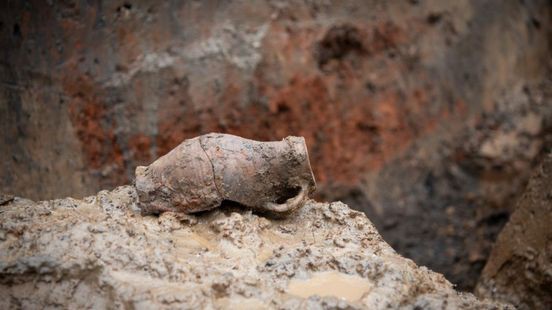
[262,182,309,213]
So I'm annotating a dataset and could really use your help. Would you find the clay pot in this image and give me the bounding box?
[135,133,316,214]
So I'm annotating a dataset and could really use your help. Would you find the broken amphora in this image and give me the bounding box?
[135,133,316,214]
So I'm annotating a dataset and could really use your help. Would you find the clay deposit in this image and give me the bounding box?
[0,186,511,309]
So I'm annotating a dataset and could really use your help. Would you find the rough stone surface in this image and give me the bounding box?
[476,154,552,310]
[0,186,510,309]
[1,0,552,290]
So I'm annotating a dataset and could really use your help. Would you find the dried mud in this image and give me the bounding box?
[0,187,510,309]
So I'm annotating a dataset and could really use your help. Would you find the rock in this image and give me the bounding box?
[476,154,552,309]
[0,188,510,309]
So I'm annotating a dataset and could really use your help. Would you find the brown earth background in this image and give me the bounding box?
[1,0,551,291]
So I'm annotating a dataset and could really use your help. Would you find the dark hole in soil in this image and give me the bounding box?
[479,211,510,227]
[215,199,247,215]
[315,24,365,69]
[13,23,21,38]
[219,199,244,209]
[426,13,442,24]
[531,17,541,29]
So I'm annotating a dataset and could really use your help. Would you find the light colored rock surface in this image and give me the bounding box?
[0,186,510,309]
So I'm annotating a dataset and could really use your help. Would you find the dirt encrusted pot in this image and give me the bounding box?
[135,133,316,214]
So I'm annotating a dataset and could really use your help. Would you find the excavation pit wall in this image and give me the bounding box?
[1,0,552,290]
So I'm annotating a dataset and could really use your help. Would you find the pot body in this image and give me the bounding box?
[135,133,316,214]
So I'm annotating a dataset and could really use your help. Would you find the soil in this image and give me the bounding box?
[0,186,511,309]
[475,154,552,309]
